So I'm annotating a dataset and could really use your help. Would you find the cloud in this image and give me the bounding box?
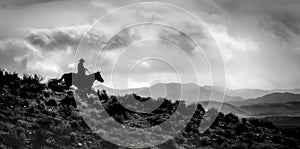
[0,39,42,74]
[260,11,300,54]
[0,38,71,77]
[104,28,137,51]
[0,0,68,8]
[0,0,107,40]
[0,24,108,77]
[209,0,300,54]
[26,25,106,51]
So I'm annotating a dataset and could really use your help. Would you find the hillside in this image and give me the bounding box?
[249,93,300,103]
[230,92,300,106]
[0,69,300,148]
[262,116,300,127]
[222,88,300,99]
[200,101,246,116]
[194,101,300,117]
[239,102,300,116]
[225,88,272,99]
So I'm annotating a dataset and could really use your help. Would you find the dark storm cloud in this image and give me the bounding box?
[210,0,300,54]
[260,10,300,53]
[160,30,195,53]
[158,20,210,54]
[103,28,138,51]
[26,26,106,51]
[25,25,143,52]
[273,12,300,35]
[0,0,67,8]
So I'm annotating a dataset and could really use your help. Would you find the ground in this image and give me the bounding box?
[0,69,299,148]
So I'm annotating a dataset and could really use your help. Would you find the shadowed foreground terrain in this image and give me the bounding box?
[0,69,299,148]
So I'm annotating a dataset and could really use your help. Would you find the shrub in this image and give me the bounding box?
[224,113,239,124]
[19,74,45,98]
[248,118,260,127]
[235,122,249,134]
[261,121,276,130]
[47,78,67,92]
[242,118,247,124]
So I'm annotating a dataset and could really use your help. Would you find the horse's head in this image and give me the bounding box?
[95,71,104,83]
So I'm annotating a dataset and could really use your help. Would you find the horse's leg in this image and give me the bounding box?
[65,83,71,89]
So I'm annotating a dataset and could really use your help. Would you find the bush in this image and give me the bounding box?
[261,121,276,130]
[47,78,67,92]
[224,113,239,124]
[242,118,247,124]
[235,122,249,134]
[248,118,260,127]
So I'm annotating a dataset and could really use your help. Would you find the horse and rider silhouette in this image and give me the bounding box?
[59,58,104,89]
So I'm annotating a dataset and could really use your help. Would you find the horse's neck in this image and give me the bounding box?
[88,73,95,78]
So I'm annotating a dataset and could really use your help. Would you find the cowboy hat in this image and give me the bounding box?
[79,58,85,63]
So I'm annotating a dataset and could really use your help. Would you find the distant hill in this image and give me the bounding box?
[96,83,244,102]
[249,92,300,103]
[199,101,246,115]
[226,88,300,99]
[225,88,272,99]
[239,102,300,116]
[197,100,300,117]
[229,92,300,106]
[95,84,300,117]
[97,84,300,104]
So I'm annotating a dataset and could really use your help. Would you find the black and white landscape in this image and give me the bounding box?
[1,0,300,148]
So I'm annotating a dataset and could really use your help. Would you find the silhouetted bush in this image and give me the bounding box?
[19,74,45,98]
[235,122,249,134]
[242,118,247,124]
[261,121,276,130]
[224,113,239,124]
[249,118,260,127]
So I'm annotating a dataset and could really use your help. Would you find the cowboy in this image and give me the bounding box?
[77,58,88,76]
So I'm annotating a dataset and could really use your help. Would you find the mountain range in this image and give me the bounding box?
[95,83,300,117]
[225,88,300,99]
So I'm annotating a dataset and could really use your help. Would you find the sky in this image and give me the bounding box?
[0,0,300,90]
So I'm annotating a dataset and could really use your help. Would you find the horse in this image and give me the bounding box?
[59,71,104,89]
